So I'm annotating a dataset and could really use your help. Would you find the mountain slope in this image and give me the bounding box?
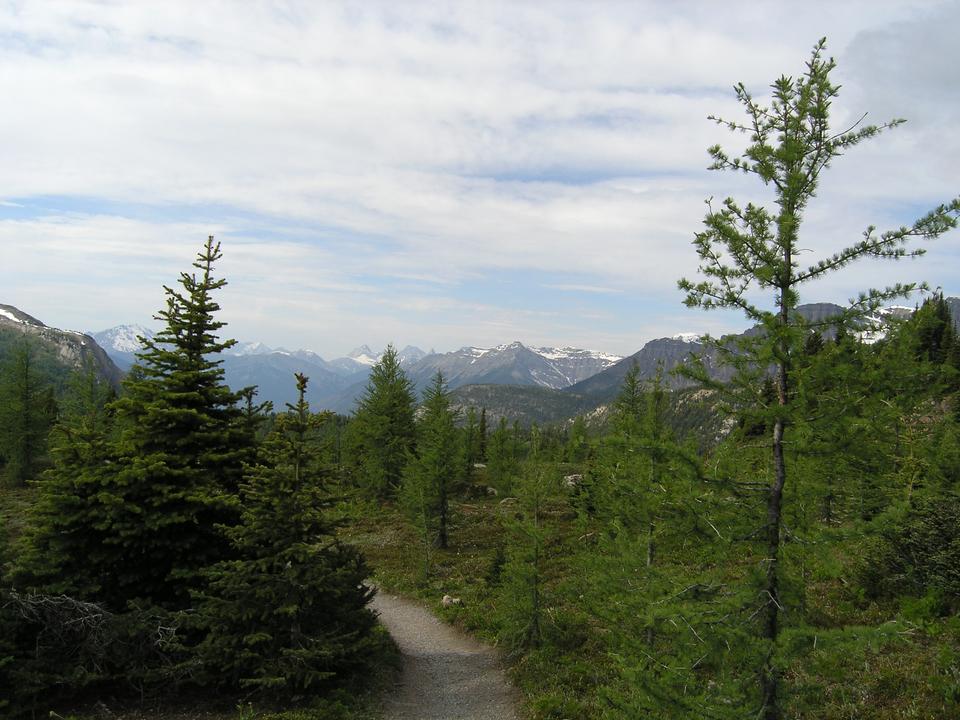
[1,304,124,389]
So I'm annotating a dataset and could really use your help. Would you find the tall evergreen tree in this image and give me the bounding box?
[14,367,117,598]
[349,344,416,498]
[677,40,960,719]
[101,236,256,610]
[564,415,588,463]
[498,429,549,654]
[487,416,517,494]
[402,372,461,550]
[462,406,480,480]
[0,339,57,486]
[478,407,488,461]
[196,373,377,696]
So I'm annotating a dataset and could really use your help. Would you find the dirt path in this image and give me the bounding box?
[371,591,521,720]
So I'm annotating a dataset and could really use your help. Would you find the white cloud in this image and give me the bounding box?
[1,1,958,357]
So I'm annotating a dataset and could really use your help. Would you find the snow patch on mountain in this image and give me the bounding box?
[672,332,703,343]
[0,308,23,324]
[858,305,917,344]
[533,346,623,363]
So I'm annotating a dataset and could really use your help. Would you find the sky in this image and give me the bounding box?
[2,1,959,359]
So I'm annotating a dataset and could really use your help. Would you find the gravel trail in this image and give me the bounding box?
[371,591,521,720]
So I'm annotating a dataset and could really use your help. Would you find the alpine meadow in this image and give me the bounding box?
[3,16,960,720]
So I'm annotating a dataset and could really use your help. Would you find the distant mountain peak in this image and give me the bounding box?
[397,345,427,365]
[347,345,379,366]
[230,340,273,357]
[90,324,155,354]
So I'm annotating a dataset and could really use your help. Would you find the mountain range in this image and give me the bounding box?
[87,328,624,413]
[3,297,957,426]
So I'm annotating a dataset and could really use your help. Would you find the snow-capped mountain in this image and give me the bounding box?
[331,345,427,375]
[229,341,273,356]
[404,341,623,392]
[347,344,379,366]
[88,324,156,370]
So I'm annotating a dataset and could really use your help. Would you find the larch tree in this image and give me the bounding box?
[486,416,517,494]
[402,371,461,551]
[677,39,960,719]
[498,426,548,654]
[349,344,416,499]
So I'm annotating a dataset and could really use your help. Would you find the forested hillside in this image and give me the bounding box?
[3,40,960,720]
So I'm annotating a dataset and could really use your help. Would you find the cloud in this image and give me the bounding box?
[1,1,958,357]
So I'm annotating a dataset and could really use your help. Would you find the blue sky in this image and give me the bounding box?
[2,1,959,358]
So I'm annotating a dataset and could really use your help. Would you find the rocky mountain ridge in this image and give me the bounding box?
[8,296,953,421]
[0,304,124,389]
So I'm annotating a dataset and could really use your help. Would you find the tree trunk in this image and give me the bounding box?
[762,282,791,720]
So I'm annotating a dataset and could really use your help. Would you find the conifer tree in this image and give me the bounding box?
[402,372,461,550]
[14,368,117,598]
[0,339,57,486]
[101,236,256,610]
[462,406,480,480]
[196,373,377,696]
[487,416,517,494]
[349,344,416,498]
[913,293,956,365]
[677,39,960,719]
[498,428,548,654]
[564,415,588,463]
[478,407,488,461]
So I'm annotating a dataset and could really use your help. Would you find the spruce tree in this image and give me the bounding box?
[349,344,416,498]
[196,373,377,696]
[677,39,960,719]
[102,236,256,610]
